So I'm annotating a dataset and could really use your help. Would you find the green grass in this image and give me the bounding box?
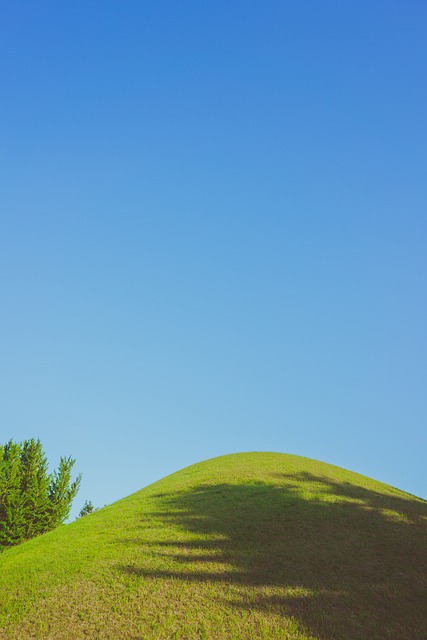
[0,452,426,639]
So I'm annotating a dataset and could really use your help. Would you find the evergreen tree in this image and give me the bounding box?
[0,439,81,549]
[20,439,51,539]
[0,441,25,546]
[77,500,95,518]
[48,456,81,528]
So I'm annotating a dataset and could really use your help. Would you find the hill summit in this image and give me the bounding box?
[1,452,426,639]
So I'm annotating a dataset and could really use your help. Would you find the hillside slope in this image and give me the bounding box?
[0,452,426,640]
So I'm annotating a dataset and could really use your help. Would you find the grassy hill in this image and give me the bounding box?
[0,452,426,640]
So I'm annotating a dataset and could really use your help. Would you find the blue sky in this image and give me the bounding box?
[1,1,426,516]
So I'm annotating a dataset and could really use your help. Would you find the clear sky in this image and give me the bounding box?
[1,1,426,517]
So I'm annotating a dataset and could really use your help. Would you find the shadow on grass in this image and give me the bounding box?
[118,473,427,640]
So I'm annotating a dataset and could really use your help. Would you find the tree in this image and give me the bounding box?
[77,500,95,518]
[0,439,81,548]
[20,439,51,539]
[0,441,25,546]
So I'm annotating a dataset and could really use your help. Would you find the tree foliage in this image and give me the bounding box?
[0,439,81,548]
[77,500,95,518]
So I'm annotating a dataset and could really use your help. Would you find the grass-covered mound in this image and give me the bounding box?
[0,452,426,639]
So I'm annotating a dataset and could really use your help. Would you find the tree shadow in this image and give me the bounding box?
[118,472,427,640]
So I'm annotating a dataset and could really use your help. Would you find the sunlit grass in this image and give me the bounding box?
[1,452,426,639]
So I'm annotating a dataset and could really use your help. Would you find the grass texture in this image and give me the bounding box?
[0,452,426,639]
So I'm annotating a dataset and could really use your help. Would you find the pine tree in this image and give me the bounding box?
[78,500,95,518]
[48,456,81,528]
[0,441,25,546]
[0,439,81,548]
[20,439,51,539]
